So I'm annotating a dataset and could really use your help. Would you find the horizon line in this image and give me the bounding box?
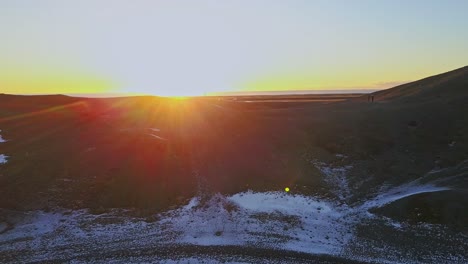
[1,89,381,98]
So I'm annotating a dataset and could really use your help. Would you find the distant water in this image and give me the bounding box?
[210,89,380,96]
[3,89,381,98]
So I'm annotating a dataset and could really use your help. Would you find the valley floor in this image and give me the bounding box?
[1,163,466,263]
[1,128,466,263]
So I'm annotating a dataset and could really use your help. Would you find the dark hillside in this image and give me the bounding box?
[370,66,468,102]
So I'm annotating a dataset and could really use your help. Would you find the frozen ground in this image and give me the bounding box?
[0,154,7,164]
[0,161,466,263]
[360,180,451,210]
[0,192,356,258]
[0,129,7,164]
[161,191,356,254]
[312,158,353,201]
[0,129,5,143]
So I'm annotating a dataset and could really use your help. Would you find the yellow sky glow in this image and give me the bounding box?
[0,66,115,94]
[1,1,467,96]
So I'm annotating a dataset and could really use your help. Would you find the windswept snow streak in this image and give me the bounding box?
[360,182,450,210]
[311,157,452,209]
[119,127,167,140]
[147,133,167,140]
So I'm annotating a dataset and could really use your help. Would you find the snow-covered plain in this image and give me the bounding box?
[0,192,358,262]
[0,159,466,263]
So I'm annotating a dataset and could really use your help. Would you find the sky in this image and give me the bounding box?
[1,0,468,96]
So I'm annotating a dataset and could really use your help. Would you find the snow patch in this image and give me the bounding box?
[0,129,8,164]
[230,191,335,214]
[159,192,357,255]
[0,154,7,164]
[0,129,5,143]
[0,211,63,249]
[312,160,352,201]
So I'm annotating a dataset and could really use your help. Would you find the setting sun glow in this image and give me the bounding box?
[1,1,468,96]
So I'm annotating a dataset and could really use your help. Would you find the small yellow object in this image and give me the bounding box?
[285,187,290,192]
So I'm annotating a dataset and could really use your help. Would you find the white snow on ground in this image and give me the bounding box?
[159,192,356,254]
[0,154,7,164]
[147,133,167,140]
[161,195,243,246]
[360,180,451,210]
[0,129,5,142]
[146,128,167,140]
[0,185,461,263]
[0,129,8,164]
[312,160,352,201]
[3,212,63,240]
[0,192,357,259]
[311,157,451,210]
[0,209,153,255]
[0,159,462,263]
[121,127,161,132]
[160,258,246,264]
[119,127,167,140]
[230,191,356,254]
